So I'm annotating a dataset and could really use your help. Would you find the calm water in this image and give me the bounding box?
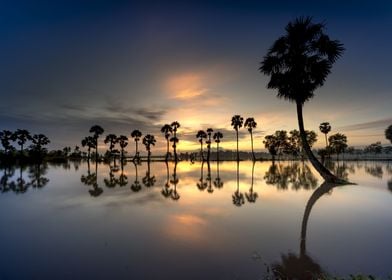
[0,160,392,279]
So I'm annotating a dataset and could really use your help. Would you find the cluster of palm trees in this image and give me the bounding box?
[230,115,258,161]
[195,128,223,162]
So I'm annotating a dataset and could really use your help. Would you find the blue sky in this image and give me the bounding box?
[0,0,391,151]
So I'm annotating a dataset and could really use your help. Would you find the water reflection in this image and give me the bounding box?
[131,162,142,192]
[161,162,180,200]
[81,161,102,197]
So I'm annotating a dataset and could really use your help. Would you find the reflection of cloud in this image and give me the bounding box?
[164,214,208,243]
[338,118,392,131]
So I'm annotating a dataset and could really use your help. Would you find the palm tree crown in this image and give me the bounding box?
[231,115,244,131]
[319,122,331,135]
[385,125,392,144]
[259,17,344,105]
[244,118,257,132]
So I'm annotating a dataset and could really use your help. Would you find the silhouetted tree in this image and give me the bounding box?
[213,131,223,162]
[160,124,173,161]
[244,117,257,161]
[89,125,104,161]
[142,134,156,162]
[13,129,32,154]
[385,125,392,144]
[171,121,180,162]
[131,129,142,162]
[0,130,15,155]
[231,115,244,161]
[81,136,95,160]
[328,133,348,160]
[196,130,207,161]
[104,134,118,163]
[260,17,345,183]
[206,128,213,162]
[29,134,50,160]
[263,135,278,161]
[319,122,331,149]
[365,142,383,155]
[117,135,128,162]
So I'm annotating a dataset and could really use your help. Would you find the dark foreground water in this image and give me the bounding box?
[0,160,391,279]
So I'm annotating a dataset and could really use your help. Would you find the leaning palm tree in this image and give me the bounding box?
[161,124,173,161]
[206,128,213,162]
[385,125,392,144]
[142,134,156,162]
[117,135,128,162]
[213,131,223,162]
[244,117,257,161]
[260,17,345,183]
[171,121,180,162]
[13,129,32,154]
[231,115,244,161]
[131,129,142,162]
[89,125,104,161]
[196,130,207,161]
[319,122,331,149]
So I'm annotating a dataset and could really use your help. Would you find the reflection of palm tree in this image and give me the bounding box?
[197,161,207,191]
[171,121,180,162]
[81,161,103,197]
[13,165,30,193]
[130,162,142,192]
[161,124,173,161]
[28,163,49,189]
[0,166,15,193]
[161,161,173,198]
[104,166,118,188]
[196,130,207,161]
[213,159,224,189]
[245,161,258,203]
[319,122,331,149]
[206,161,213,193]
[170,162,180,200]
[260,17,345,184]
[89,125,104,161]
[142,161,156,187]
[13,129,32,155]
[131,129,142,163]
[232,162,245,206]
[118,162,128,187]
[244,118,257,161]
[231,115,244,161]
[213,131,223,162]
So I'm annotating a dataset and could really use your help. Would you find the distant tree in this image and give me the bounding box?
[244,117,257,161]
[117,135,128,161]
[328,133,348,160]
[171,121,180,162]
[0,130,15,154]
[206,128,213,162]
[231,115,244,161]
[364,142,383,155]
[30,134,50,155]
[160,124,173,161]
[196,130,207,161]
[319,122,332,149]
[81,136,95,160]
[213,131,223,162]
[142,134,156,162]
[13,129,32,154]
[385,125,392,144]
[63,146,71,157]
[131,129,142,162]
[263,134,278,161]
[89,125,104,161]
[260,17,345,183]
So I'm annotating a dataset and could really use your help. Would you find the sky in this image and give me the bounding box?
[0,0,391,153]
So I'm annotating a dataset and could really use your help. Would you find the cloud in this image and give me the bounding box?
[338,118,392,132]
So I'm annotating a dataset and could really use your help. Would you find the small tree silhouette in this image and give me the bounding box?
[160,124,173,161]
[244,117,257,161]
[131,129,142,162]
[89,125,104,161]
[196,130,207,161]
[231,115,244,161]
[142,134,156,162]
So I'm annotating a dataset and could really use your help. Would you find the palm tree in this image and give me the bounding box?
[385,125,392,144]
[171,121,180,162]
[81,136,95,160]
[196,130,207,161]
[142,134,156,162]
[160,124,173,161]
[319,122,331,149]
[213,131,223,162]
[231,115,244,161]
[131,129,142,162]
[30,134,50,158]
[117,135,128,162]
[89,125,104,161]
[104,134,118,163]
[13,129,32,154]
[260,17,345,184]
[244,117,257,161]
[328,133,348,160]
[0,130,15,155]
[206,128,213,162]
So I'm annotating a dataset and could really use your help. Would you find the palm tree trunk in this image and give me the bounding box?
[250,131,255,161]
[296,102,346,184]
[217,143,220,162]
[236,130,239,161]
[324,134,328,149]
[166,139,169,161]
[200,142,204,161]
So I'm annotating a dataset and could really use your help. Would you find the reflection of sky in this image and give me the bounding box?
[0,161,392,278]
[1,1,392,150]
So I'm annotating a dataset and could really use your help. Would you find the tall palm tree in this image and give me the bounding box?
[117,135,128,162]
[385,125,392,144]
[213,131,223,162]
[244,117,257,161]
[104,134,118,163]
[160,124,173,161]
[319,122,331,149]
[206,128,213,162]
[89,125,104,161]
[142,134,156,162]
[196,130,207,161]
[0,130,15,154]
[231,115,244,161]
[171,121,180,162]
[81,136,95,160]
[131,129,142,162]
[260,17,345,183]
[13,129,32,154]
